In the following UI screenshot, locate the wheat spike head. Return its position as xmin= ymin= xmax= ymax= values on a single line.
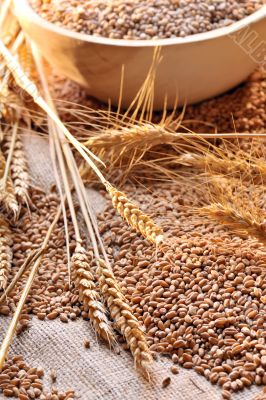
xmin=71 ymin=244 xmax=116 ymax=345
xmin=106 ymin=183 xmax=163 ymax=246
xmin=97 ymin=259 xmax=153 ymax=378
xmin=0 ymin=150 xmax=19 ymax=217
xmin=2 ymin=132 xmax=30 ymax=206
xmin=0 ymin=214 xmax=12 ymax=290
xmin=199 ymin=203 xmax=266 ymax=244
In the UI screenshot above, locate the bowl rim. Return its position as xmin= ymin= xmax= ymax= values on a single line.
xmin=14 ymin=0 xmax=266 ymax=47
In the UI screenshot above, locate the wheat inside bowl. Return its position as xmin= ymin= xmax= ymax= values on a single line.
xmin=14 ymin=0 xmax=266 ymax=109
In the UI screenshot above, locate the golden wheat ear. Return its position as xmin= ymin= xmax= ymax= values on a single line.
xmin=106 ymin=183 xmax=164 ymax=246
xmin=96 ymin=259 xmax=153 ymax=379
xmin=0 ymin=150 xmax=19 ymax=218
xmin=0 ymin=214 xmax=12 ymax=290
xmin=199 ymin=203 xmax=266 ymax=245
xmin=72 ymin=244 xmax=116 ymax=345
xmin=2 ymin=129 xmax=30 ymax=206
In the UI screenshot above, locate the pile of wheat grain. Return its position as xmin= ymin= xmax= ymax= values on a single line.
xmin=97 ymin=180 xmax=266 ymax=400
xmin=2 ymin=173 xmax=266 ymax=400
xmin=30 ymin=0 xmax=264 ymax=39
xmin=184 ymin=69 xmax=266 ymax=134
xmin=0 ymin=188 xmax=80 ymax=328
xmin=0 ymin=355 xmax=74 ymax=399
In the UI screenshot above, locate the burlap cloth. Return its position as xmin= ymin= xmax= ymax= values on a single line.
xmin=0 ymin=135 xmax=262 ymax=400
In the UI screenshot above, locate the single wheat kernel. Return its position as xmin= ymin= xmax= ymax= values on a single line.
xmin=162 ymin=377 xmax=171 ymax=388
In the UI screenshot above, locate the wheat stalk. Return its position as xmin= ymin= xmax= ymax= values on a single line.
xmin=0 ymin=150 xmax=18 ymax=217
xmin=96 ymin=259 xmax=153 ymax=378
xmin=0 ymin=39 xmax=107 ymax=183
xmin=2 ymin=129 xmax=30 ymax=205
xmin=0 ymin=214 xmax=12 ymax=290
xmin=15 ymin=42 xmax=165 ymax=251
xmin=106 ymin=183 xmax=164 ymax=245
xmin=31 ymin=46 xmax=118 ymax=344
xmin=72 ymin=244 xmax=115 ymax=345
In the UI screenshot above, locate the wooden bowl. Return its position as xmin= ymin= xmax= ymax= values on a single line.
xmin=14 ymin=0 xmax=266 ymax=110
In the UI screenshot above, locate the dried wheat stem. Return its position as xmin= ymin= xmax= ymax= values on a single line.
xmin=106 ymin=183 xmax=164 ymax=245
xmin=4 ymin=41 xmax=162 ymax=249
xmin=0 ymin=150 xmax=18 ymax=217
xmin=3 ymin=129 xmax=30 ymax=205
xmin=96 ymin=259 xmax=153 ymax=377
xmin=33 ymin=48 xmax=116 ymax=343
xmin=0 ymin=40 xmax=106 ymax=185
xmin=32 ymin=47 xmax=110 ymax=265
xmin=32 ymin=46 xmax=115 ymax=267
xmin=72 ymin=244 xmax=115 ymax=345
xmin=0 ymin=214 xmax=12 ymax=290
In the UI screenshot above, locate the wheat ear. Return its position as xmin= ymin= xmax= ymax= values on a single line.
xmin=18 ymin=40 xmax=35 ymax=80
xmin=176 ymin=152 xmax=266 ymax=185
xmin=72 ymin=244 xmax=115 ymax=345
xmin=0 ymin=150 xmax=18 ymax=217
xmin=3 ymin=131 xmax=30 ymax=205
xmin=97 ymin=259 xmax=153 ymax=378
xmin=106 ymin=183 xmax=163 ymax=245
xmin=199 ymin=203 xmax=266 ymax=244
xmin=0 ymin=214 xmax=12 ymax=290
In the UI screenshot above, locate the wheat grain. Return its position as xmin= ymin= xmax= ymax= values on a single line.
xmin=106 ymin=183 xmax=164 ymax=245
xmin=3 ymin=131 xmax=30 ymax=205
xmin=71 ymin=244 xmax=116 ymax=345
xmin=97 ymin=259 xmax=153 ymax=377
xmin=0 ymin=214 xmax=12 ymax=290
xmin=32 ymin=0 xmax=264 ymax=39
xmin=0 ymin=150 xmax=18 ymax=217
